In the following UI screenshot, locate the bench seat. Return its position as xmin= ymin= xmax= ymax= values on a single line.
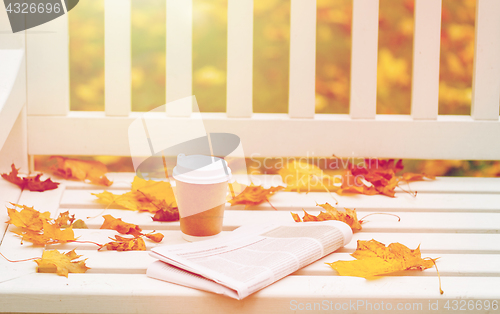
xmin=1 ymin=173 xmax=499 ymax=313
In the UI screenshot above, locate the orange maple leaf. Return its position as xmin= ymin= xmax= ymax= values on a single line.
xmin=100 ymin=214 xmax=142 ymax=237
xmin=50 ymin=156 xmax=112 ymax=186
xmin=228 ymin=184 xmax=284 ymax=208
xmin=337 ymin=159 xmax=434 ymax=197
xmin=99 ymin=235 xmax=146 ymax=251
xmin=6 ymin=203 xmax=76 ymax=245
xmin=54 ymin=211 xmax=76 ymax=228
xmin=1 ymin=164 xmax=59 ymax=192
xmin=144 ymin=232 xmax=164 ymax=243
xmin=99 ymin=214 xmax=164 ymax=243
xmin=35 ymin=249 xmax=90 ymax=277
xmin=291 ymin=203 xmax=362 ymax=231
xmin=326 ymin=239 xmax=436 ymax=278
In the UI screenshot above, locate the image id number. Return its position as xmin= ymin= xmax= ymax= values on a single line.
xmin=6 ymin=2 xmax=61 ymax=14
xmin=444 ymin=300 xmax=498 ymax=311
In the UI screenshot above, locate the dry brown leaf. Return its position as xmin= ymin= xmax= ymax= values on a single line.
xmin=291 ymin=203 xmax=362 ymax=231
xmin=228 ymin=184 xmax=284 ymax=208
xmin=50 ymin=156 xmax=112 ymax=186
xmin=100 ymin=235 xmax=146 ymax=251
xmin=35 ymin=249 xmax=90 ymax=277
xmin=100 ymin=214 xmax=142 ymax=237
xmin=1 ymin=164 xmax=59 ymax=192
xmin=326 ymin=239 xmax=436 ymax=278
xmin=152 ymin=204 xmax=180 ymax=222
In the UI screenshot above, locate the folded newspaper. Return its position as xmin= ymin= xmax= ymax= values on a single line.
xmin=147 ymin=221 xmax=353 ymax=300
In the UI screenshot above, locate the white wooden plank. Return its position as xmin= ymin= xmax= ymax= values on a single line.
xmin=0 ymin=3 xmax=24 ymax=49
xmin=26 ymin=113 xmax=500 ymax=159
xmin=62 ymin=173 xmax=500 ymax=194
xmin=1 ymin=274 xmax=499 ymax=313
xmin=61 ymin=189 xmax=500 ymax=213
xmin=0 ymin=105 xmax=28 ymax=173
xmin=411 ymin=0 xmax=441 ymax=120
xmin=226 ymin=0 xmax=253 ymax=118
xmin=62 ymin=207 xmax=500 ymax=234
xmin=349 ymin=0 xmax=379 ymax=119
xmin=0 ymin=49 xmax=25 ymax=154
xmin=63 ymin=250 xmax=500 ymax=278
xmin=471 ymin=0 xmax=500 ymax=120
xmin=166 ymin=0 xmax=193 ymax=116
xmin=17 ymin=183 xmax=66 ymax=213
xmin=0 ymin=179 xmax=22 ymax=245
xmin=105 ymin=0 xmax=131 ymax=116
xmin=24 ymin=227 xmax=500 ymax=254
xmin=288 ymin=0 xmax=316 ymax=119
xmin=26 ymin=11 xmax=69 ymax=116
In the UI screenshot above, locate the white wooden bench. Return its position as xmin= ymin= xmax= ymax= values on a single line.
xmin=1 ymin=0 xmax=500 ymax=313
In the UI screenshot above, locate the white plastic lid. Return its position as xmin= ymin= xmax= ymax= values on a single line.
xmin=172 ymin=154 xmax=232 ymax=184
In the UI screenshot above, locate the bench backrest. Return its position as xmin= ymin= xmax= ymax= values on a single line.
xmin=1 ymin=0 xmax=499 ymax=166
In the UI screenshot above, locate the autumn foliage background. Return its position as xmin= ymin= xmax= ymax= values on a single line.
xmin=35 ymin=0 xmax=499 ymax=177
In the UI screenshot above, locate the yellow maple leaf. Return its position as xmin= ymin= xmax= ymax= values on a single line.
xmin=92 ymin=177 xmax=178 ymax=214
xmin=7 ymin=203 xmax=76 ymax=245
xmin=50 ymin=156 xmax=112 ymax=186
xmin=326 ymin=239 xmax=436 ymax=278
xmin=35 ymin=249 xmax=90 ymax=277
xmin=6 ymin=203 xmax=51 ymax=231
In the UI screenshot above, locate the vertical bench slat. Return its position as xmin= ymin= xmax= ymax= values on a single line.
xmin=104 ymin=0 xmax=131 ymax=117
xmin=471 ymin=0 xmax=500 ymax=120
xmin=166 ymin=0 xmax=193 ymax=117
xmin=411 ymin=0 xmax=442 ymax=120
xmin=26 ymin=15 xmax=69 ymax=115
xmin=226 ymin=0 xmax=253 ymax=118
xmin=288 ymin=0 xmax=316 ymax=119
xmin=349 ymin=0 xmax=379 ymax=119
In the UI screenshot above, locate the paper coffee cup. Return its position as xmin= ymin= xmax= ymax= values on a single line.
xmin=173 ymin=154 xmax=231 ymax=242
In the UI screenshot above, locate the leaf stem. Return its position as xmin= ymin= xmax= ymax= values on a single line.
xmin=265 ymin=198 xmax=278 ymax=211
xmin=424 ymin=257 xmax=444 ymax=295
xmin=68 ymin=240 xmax=103 ymax=247
xmin=359 ymin=213 xmax=401 ymax=223
xmin=0 ymin=252 xmax=39 ymax=263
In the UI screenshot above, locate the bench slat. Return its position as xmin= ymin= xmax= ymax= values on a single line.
xmin=60 ymin=174 xmax=500 ymax=194
xmin=48 ymin=250 xmax=500 ymax=278
xmin=0 ymin=274 xmax=499 ymax=313
xmin=59 ymin=189 xmax=500 ymax=213
xmin=226 ymin=0 xmax=253 ymax=118
xmin=104 ymin=0 xmax=131 ymax=117
xmin=3 ymin=229 xmax=496 ymax=254
xmin=288 ymin=0 xmax=316 ymax=118
xmin=411 ymin=0 xmax=442 ymax=120
xmin=471 ymin=0 xmax=500 ymax=120
xmin=27 ymin=113 xmax=500 ymax=159
xmin=60 ymin=208 xmax=500 ymax=233
xmin=350 ymin=0 xmax=379 ymax=119
xmin=166 ymin=0 xmax=192 ymax=115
